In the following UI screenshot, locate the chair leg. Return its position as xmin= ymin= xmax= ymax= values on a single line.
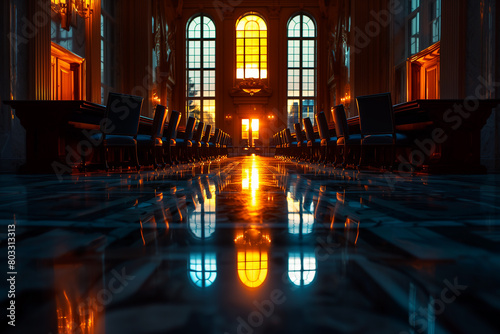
xmin=102 ymin=146 xmax=109 ymax=171
xmin=133 ymin=145 xmax=141 ymax=171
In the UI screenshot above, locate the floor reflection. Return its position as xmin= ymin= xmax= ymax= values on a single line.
xmin=189 ymin=252 xmax=217 ymax=288
xmin=288 ymin=251 xmax=317 ymax=286
xmin=3 ymin=156 xmax=500 ymax=333
xmin=235 ymin=228 xmax=271 ymax=288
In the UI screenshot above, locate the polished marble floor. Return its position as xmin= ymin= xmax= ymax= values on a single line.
xmin=1 ymin=156 xmax=500 ymax=334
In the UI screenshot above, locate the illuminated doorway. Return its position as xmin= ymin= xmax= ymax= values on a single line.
xmin=241 ymin=118 xmax=259 ymax=147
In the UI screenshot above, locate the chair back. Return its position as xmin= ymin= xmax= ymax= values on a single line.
xmin=102 ymin=92 xmax=143 ymax=137
xmin=164 ymin=110 xmax=181 ymax=140
xmin=193 ymin=121 xmax=205 ymax=142
xmin=356 ymin=93 xmax=395 ymax=137
xmin=151 ymin=105 xmax=167 ymax=139
xmin=211 ymin=128 xmax=221 ymax=144
xmin=333 ymin=105 xmax=349 ymax=139
xmin=201 ymin=124 xmax=212 ymax=142
xmin=302 ymin=117 xmax=315 ymax=142
xmin=285 ymin=128 xmax=293 ymax=144
xmin=294 ymin=123 xmax=304 ymax=142
xmin=315 ymin=111 xmax=330 ymax=140
xmin=185 ymin=117 xmax=197 ymax=140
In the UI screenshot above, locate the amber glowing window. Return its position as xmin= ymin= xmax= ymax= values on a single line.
xmin=236 ymin=14 xmax=267 ymax=79
xmin=287 ymin=14 xmax=316 ymax=130
xmin=186 ymin=15 xmax=216 ymax=130
xmin=237 ymin=250 xmax=268 ymax=288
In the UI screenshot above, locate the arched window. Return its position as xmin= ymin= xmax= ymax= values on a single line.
xmin=288 ymin=252 xmax=316 ymax=286
xmin=236 ymin=14 xmax=267 ymax=79
xmin=186 ymin=15 xmax=216 ymax=129
xmin=287 ymin=14 xmax=316 ymax=129
xmin=189 ymin=253 xmax=217 ymax=288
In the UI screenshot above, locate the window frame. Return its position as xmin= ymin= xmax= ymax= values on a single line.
xmin=186 ymin=14 xmax=216 ymax=129
xmin=235 ymin=13 xmax=268 ymax=80
xmin=286 ymin=13 xmax=317 ymax=129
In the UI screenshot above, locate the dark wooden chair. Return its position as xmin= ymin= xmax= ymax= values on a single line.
xmin=294 ymin=122 xmax=307 ymax=160
xmin=162 ymin=110 xmax=181 ymax=166
xmin=302 ymin=117 xmax=321 ymax=162
xmin=137 ymin=104 xmax=167 ymax=169
xmin=200 ymin=124 xmax=212 ymax=160
xmin=192 ymin=121 xmax=205 ymax=161
xmin=315 ymin=111 xmax=337 ymax=164
xmin=356 ymin=93 xmax=407 ymax=170
xmin=176 ymin=116 xmax=196 ymax=163
xmin=332 ymin=105 xmax=361 ymax=168
xmin=93 ymin=92 xmax=144 ymax=171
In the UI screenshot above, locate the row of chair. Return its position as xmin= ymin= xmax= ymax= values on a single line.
xmin=274 ymin=93 xmax=408 ymax=170
xmin=86 ymin=92 xmax=231 ymax=171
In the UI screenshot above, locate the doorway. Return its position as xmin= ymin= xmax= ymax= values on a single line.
xmin=241 ymin=118 xmax=260 ymax=147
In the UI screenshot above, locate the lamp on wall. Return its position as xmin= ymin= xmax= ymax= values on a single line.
xmin=51 ymin=0 xmax=70 ymax=29
xmin=51 ymin=0 xmax=92 ymax=30
xmin=74 ymin=0 xmax=93 ymax=19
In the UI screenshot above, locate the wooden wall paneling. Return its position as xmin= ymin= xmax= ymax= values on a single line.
xmin=28 ymin=0 xmax=51 ymax=100
xmin=440 ymin=0 xmax=466 ymax=99
xmin=86 ymin=0 xmax=100 ymax=103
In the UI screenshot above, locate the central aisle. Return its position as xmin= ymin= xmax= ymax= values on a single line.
xmin=3 ymin=155 xmax=499 ymax=334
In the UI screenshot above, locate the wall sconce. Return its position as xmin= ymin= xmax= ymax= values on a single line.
xmin=267 ymin=113 xmax=275 ymax=121
xmin=51 ymin=0 xmax=92 ymax=30
xmin=51 ymin=0 xmax=70 ymax=29
xmin=340 ymin=93 xmax=351 ymax=104
xmin=74 ymin=0 xmax=93 ymax=19
xmin=225 ymin=114 xmax=233 ymax=121
xmin=152 ymin=92 xmax=161 ymax=105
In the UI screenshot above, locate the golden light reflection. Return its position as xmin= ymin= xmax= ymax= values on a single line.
xmin=235 ymin=229 xmax=271 ymax=288
xmin=56 ymin=265 xmax=97 ymax=334
xmin=242 ymin=160 xmax=260 ymax=207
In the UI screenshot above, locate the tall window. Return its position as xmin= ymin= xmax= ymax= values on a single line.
xmin=186 ymin=15 xmax=216 ymax=129
xmin=430 ymin=0 xmax=441 ymax=44
xmin=287 ymin=14 xmax=316 ymax=130
xmin=407 ymin=0 xmax=441 ymax=55
xmin=236 ymin=14 xmax=267 ymax=79
xmin=101 ymin=0 xmax=116 ymax=103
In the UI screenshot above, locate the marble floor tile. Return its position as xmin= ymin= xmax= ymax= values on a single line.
xmin=0 ymin=156 xmax=499 ymax=334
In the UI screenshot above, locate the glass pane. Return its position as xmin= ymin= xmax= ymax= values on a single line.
xmin=187 ymin=41 xmax=201 ymax=69
xmin=203 ymin=17 xmax=216 ymax=39
xmin=203 ymin=99 xmax=216 ymax=129
xmin=287 ymin=69 xmax=300 ymax=97
xmin=302 ymin=100 xmax=316 ymax=126
xmin=187 ymin=70 xmax=201 ymax=97
xmin=187 ymin=99 xmax=201 ymax=120
xmin=410 ymin=0 xmax=420 ymax=12
xmin=188 ymin=16 xmax=201 ymax=38
xmin=242 ymin=119 xmax=249 ymax=140
xmin=203 ymin=70 xmax=215 ymax=97
xmin=302 ymin=69 xmax=315 ymax=97
xmin=302 ymin=40 xmax=315 ymax=68
xmin=251 ymin=119 xmax=259 ymax=140
xmin=287 ymin=99 xmax=300 ymax=131
xmin=302 ymin=15 xmax=316 ymax=38
xmin=288 ymin=15 xmax=301 ymax=37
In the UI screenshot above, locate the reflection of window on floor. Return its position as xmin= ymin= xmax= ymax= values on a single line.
xmin=288 ymin=252 xmax=316 ymax=286
xmin=189 ymin=253 xmax=217 ymax=288
xmin=287 ymin=192 xmax=314 ymax=235
xmin=237 ymin=250 xmax=268 ymax=288
xmin=188 ymin=184 xmax=216 ymax=239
